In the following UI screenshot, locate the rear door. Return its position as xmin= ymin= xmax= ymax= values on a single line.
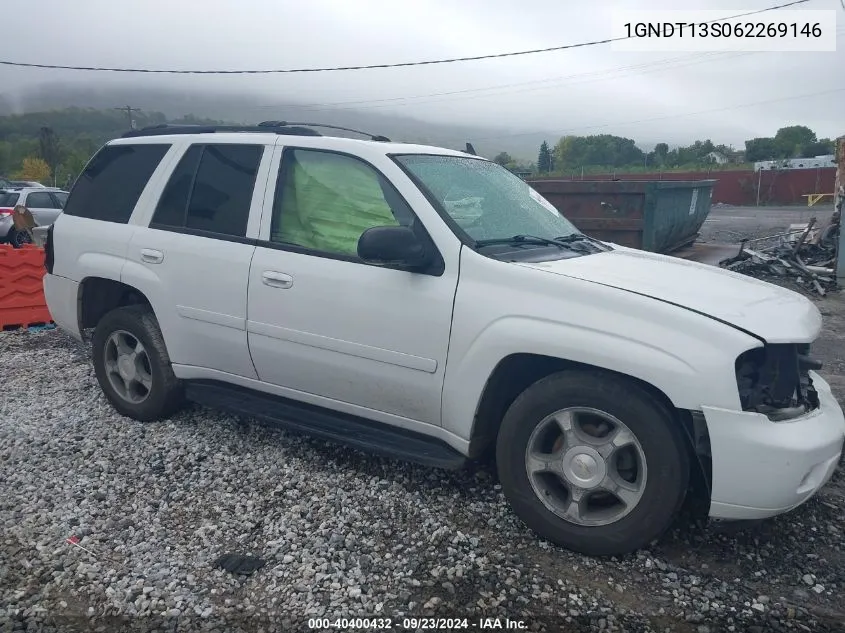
xmin=124 ymin=140 xmax=272 ymax=379
xmin=22 ymin=190 xmax=63 ymax=226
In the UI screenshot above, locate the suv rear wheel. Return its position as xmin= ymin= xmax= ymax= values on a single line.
xmin=496 ymin=370 xmax=689 ymax=556
xmin=92 ymin=305 xmax=184 ymax=421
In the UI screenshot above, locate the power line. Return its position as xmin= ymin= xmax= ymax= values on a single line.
xmin=458 ymin=86 xmax=845 ymax=143
xmin=286 ymin=52 xmax=762 ymax=112
xmin=0 ymin=0 xmax=813 ymax=75
xmin=254 ymin=24 xmax=845 ymax=113
xmin=264 ymin=52 xmax=748 ymax=110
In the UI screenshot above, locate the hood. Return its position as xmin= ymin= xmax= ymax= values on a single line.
xmin=517 ymin=246 xmax=822 ymax=344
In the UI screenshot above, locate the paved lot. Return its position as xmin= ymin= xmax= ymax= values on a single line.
xmin=699 ymin=204 xmax=836 ymax=244
xmin=1 ymin=207 xmax=844 ymax=632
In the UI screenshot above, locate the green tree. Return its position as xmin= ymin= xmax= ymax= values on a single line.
xmin=38 ymin=126 xmax=63 ymax=183
xmin=801 ymin=138 xmax=834 ymax=157
xmin=537 ymin=141 xmax=553 ymax=173
xmin=554 ymin=134 xmax=644 ymax=170
xmin=745 ymin=137 xmax=780 ymax=162
xmin=16 ymin=157 xmax=51 ymax=183
xmin=653 ymin=143 xmax=669 ymax=164
xmin=492 ymin=151 xmax=513 ymax=167
xmin=774 ymin=125 xmax=816 ymax=158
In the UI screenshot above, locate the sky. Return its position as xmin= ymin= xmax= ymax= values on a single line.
xmin=0 ymin=0 xmax=842 ymax=150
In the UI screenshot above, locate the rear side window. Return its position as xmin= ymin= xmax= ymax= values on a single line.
xmin=151 ymin=144 xmax=263 ymax=238
xmin=62 ymin=144 xmax=170 ymax=223
xmin=25 ymin=191 xmax=60 ymax=208
xmin=0 ymin=192 xmax=20 ymax=207
xmin=151 ymin=146 xmax=202 ymax=227
xmin=52 ymin=192 xmax=69 ymax=208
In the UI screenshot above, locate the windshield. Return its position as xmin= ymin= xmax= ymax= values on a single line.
xmin=394 ymin=154 xmax=580 ymax=244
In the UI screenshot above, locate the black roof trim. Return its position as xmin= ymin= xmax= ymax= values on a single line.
xmin=121 ymin=123 xmax=322 ymax=138
xmin=258 ymin=121 xmax=391 ymax=142
xmin=120 ymin=121 xmax=392 ymax=142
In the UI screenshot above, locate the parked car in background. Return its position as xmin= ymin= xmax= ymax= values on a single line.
xmin=0 ymin=186 xmax=69 ymax=247
xmin=8 ymin=180 xmax=47 ymax=188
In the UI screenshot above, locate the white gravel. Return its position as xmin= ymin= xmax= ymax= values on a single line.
xmin=1 ymin=328 xmax=844 ymax=633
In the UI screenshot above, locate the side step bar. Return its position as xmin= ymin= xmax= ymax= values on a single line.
xmin=185 ymin=380 xmax=467 ymax=470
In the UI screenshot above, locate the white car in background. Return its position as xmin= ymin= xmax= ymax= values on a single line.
xmin=0 ymin=186 xmax=69 ymax=247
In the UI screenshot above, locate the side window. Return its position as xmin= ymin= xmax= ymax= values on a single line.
xmin=151 ymin=144 xmax=262 ymax=238
xmin=62 ymin=144 xmax=170 ymax=223
xmin=151 ymin=145 xmax=202 ymax=227
xmin=24 ymin=192 xmax=58 ymax=208
xmin=51 ymin=192 xmax=69 ymax=209
xmin=270 ymin=149 xmax=411 ymax=257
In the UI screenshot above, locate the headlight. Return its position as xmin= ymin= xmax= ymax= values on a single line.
xmin=735 ymin=343 xmax=821 ymax=421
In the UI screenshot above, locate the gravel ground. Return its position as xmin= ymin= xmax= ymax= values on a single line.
xmin=2 ymin=207 xmax=844 ymax=633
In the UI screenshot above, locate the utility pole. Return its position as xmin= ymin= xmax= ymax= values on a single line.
xmin=115 ymin=105 xmax=142 ymax=130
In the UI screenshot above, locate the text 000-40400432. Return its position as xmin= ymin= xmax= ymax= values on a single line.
xmin=610 ymin=9 xmax=837 ymax=52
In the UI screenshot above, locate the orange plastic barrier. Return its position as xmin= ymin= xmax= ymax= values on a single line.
xmin=0 ymin=245 xmax=53 ymax=330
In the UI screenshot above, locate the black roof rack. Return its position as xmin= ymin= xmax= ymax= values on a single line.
xmin=121 ymin=123 xmax=322 ymax=138
xmin=257 ymin=121 xmax=390 ymax=142
xmin=121 ymin=121 xmax=391 ymax=142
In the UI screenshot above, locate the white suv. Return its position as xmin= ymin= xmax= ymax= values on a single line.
xmin=42 ymin=123 xmax=845 ymax=556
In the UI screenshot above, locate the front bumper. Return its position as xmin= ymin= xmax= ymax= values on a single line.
xmin=705 ymin=371 xmax=845 ymax=520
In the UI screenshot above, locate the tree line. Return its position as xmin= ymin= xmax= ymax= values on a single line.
xmin=493 ymin=125 xmax=836 ymax=176
xmin=0 ymin=108 xmax=225 ymax=187
xmin=0 ymin=108 xmax=836 ymax=186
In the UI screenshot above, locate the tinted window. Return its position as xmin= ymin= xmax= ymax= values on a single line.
xmin=52 ymin=192 xmax=69 ymax=208
xmin=0 ymin=192 xmax=20 ymax=207
xmin=185 ymin=145 xmax=262 ymax=237
xmin=25 ymin=191 xmax=59 ymax=208
xmin=151 ymin=145 xmax=203 ymax=227
xmin=62 ymin=144 xmax=170 ymax=223
xmin=270 ymin=149 xmax=409 ymax=256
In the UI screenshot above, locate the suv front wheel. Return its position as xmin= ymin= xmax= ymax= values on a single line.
xmin=496 ymin=370 xmax=689 ymax=556
xmin=92 ymin=305 xmax=184 ymax=421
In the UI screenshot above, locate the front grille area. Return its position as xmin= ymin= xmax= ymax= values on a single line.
xmin=735 ymin=343 xmax=821 ymax=421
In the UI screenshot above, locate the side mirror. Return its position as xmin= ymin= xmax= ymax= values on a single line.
xmin=357 ymin=225 xmax=432 ymax=270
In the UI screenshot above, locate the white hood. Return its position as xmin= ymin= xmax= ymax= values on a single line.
xmin=517 ymin=247 xmax=822 ymax=344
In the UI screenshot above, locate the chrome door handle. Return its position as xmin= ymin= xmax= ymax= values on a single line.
xmin=262 ymin=271 xmax=293 ymax=289
xmin=140 ymin=248 xmax=164 ymax=264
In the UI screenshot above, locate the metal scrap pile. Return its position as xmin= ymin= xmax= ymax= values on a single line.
xmin=719 ymin=211 xmax=840 ymax=296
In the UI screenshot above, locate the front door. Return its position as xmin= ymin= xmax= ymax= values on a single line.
xmin=246 ymin=146 xmax=459 ymax=426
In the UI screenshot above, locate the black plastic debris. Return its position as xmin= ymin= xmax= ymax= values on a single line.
xmin=214 ymin=553 xmax=265 ymax=575
xmin=719 ymin=212 xmax=840 ymax=296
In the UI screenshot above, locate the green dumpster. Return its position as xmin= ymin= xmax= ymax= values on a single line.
xmin=526 ymin=179 xmax=716 ymax=253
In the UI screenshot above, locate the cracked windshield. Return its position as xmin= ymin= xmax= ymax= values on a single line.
xmin=395 ymin=154 xmax=580 ymax=244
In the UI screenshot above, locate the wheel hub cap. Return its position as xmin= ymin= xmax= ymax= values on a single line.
xmin=561 ymin=446 xmax=606 ymax=489
xmin=117 ymin=355 xmax=136 ymax=381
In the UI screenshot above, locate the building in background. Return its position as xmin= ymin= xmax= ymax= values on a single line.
xmin=754 ymin=155 xmax=836 ymax=171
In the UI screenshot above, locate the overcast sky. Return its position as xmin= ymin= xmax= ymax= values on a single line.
xmin=0 ymin=0 xmax=842 ymax=148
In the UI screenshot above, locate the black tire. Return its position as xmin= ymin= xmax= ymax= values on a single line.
xmin=8 ymin=228 xmax=32 ymax=248
xmin=496 ymin=370 xmax=689 ymax=557
xmin=92 ymin=305 xmax=184 ymax=422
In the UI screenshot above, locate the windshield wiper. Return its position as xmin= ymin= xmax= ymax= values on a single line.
xmin=553 ymin=233 xmax=612 ymax=251
xmin=474 ymin=234 xmax=581 ymax=249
